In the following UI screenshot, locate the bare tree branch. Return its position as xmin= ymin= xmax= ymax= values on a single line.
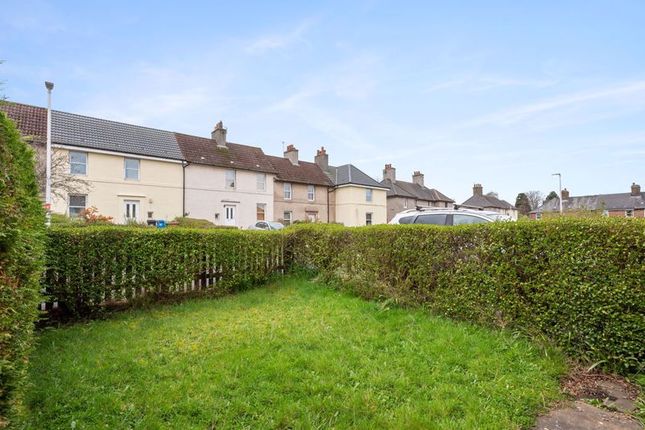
xmin=525 ymin=190 xmax=543 ymax=210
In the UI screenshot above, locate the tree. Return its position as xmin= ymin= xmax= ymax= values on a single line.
xmin=34 ymin=147 xmax=91 ymax=200
xmin=544 ymin=191 xmax=558 ymax=203
xmin=515 ymin=193 xmax=531 ymax=216
xmin=525 ymin=190 xmax=543 ymax=210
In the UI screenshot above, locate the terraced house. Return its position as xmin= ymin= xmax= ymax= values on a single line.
xmin=380 ymin=164 xmax=454 ymax=222
xmin=267 ymin=145 xmax=333 ymax=225
xmin=178 ymin=122 xmax=276 ymax=228
xmin=460 ymin=183 xmax=518 ymax=220
xmin=314 ymin=147 xmax=388 ymax=226
xmin=1 ymin=102 xmax=184 ymax=224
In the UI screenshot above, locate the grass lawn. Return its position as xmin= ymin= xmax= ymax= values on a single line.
xmin=20 ymin=277 xmax=565 ymax=429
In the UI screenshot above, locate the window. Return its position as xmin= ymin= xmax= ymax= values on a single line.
xmin=256 ymin=173 xmax=266 ymax=191
xmin=366 ymin=188 xmax=373 ymax=202
xmin=284 ymin=183 xmax=292 ymax=200
xmin=69 ymin=151 xmax=87 ymax=175
xmin=283 ymin=211 xmax=292 ymax=226
xmin=124 ymin=158 xmax=140 ymax=180
xmin=225 ymin=169 xmax=236 ymax=189
xmin=306 ymin=211 xmax=317 ymax=222
xmin=415 ymin=214 xmax=447 ymax=225
xmin=366 ymin=212 xmax=373 ymax=226
xmin=147 ymin=211 xmax=154 ymax=219
xmin=536 ymin=212 xmax=542 ymax=220
xmin=403 ymin=198 xmax=408 ymax=209
xmin=307 ymin=185 xmax=315 ymax=201
xmin=68 ymin=194 xmax=86 ymax=218
xmin=399 ymin=216 xmax=414 ymax=224
xmin=452 ymin=214 xmax=488 ymax=225
xmin=602 ymin=210 xmax=609 ymax=217
xmin=257 ymin=203 xmax=266 ymax=221
xmin=626 ymin=209 xmax=634 ymax=218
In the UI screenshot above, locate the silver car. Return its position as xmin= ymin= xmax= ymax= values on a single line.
xmin=248 ymin=221 xmax=285 ymax=231
xmin=389 ymin=208 xmax=496 ymax=226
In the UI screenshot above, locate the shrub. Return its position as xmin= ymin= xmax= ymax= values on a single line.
xmin=285 ymin=219 xmax=645 ymax=374
xmin=170 ymin=217 xmax=224 ymax=229
xmin=44 ymin=227 xmax=284 ymax=318
xmin=0 ymin=112 xmax=45 ymax=423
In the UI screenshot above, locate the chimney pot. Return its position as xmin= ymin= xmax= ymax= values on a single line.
xmin=631 ymin=182 xmax=641 ymax=196
xmin=561 ymin=188 xmax=570 ymax=200
xmin=284 ymin=144 xmax=299 ymax=165
xmin=314 ymin=146 xmax=328 ymax=171
xmin=383 ymin=164 xmax=396 ymax=182
xmin=473 ymin=183 xmax=483 ymax=196
xmin=412 ymin=171 xmax=424 ymax=187
xmin=211 ymin=121 xmax=227 ymax=147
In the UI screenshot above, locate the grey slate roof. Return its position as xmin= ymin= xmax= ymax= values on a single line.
xmin=461 ymin=194 xmax=515 ymax=210
xmin=380 ymin=178 xmax=454 ymax=202
xmin=325 ymin=164 xmax=388 ymax=189
xmin=534 ymin=192 xmax=645 ymax=213
xmin=52 ymin=110 xmax=184 ymax=160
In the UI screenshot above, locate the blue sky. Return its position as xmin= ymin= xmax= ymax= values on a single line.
xmin=2 ymin=1 xmax=645 ymax=203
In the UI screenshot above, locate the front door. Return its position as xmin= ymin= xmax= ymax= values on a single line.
xmin=124 ymin=200 xmax=140 ymax=223
xmin=224 ymin=205 xmax=236 ymax=226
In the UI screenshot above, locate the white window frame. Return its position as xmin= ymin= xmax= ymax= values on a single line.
xmin=366 ymin=212 xmax=373 ymax=226
xmin=69 ymin=151 xmax=87 ymax=175
xmin=283 ymin=211 xmax=292 ymax=225
xmin=366 ymin=188 xmax=373 ymax=202
xmin=124 ymin=158 xmax=140 ymax=180
xmin=536 ymin=212 xmax=542 ymax=220
xmin=307 ymin=184 xmax=315 ymax=201
xmin=284 ymin=183 xmax=292 ymax=200
xmin=625 ymin=209 xmax=634 ymax=218
xmin=256 ymin=173 xmax=266 ymax=191
xmin=225 ymin=169 xmax=236 ymax=189
xmin=68 ymin=194 xmax=87 ymax=218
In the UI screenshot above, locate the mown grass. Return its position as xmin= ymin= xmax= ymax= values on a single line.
xmin=19 ymin=277 xmax=565 ymax=429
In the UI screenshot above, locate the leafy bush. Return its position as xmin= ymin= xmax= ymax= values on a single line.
xmin=0 ymin=112 xmax=45 ymax=422
xmin=44 ymin=227 xmax=284 ymax=318
xmin=170 ymin=217 xmax=237 ymax=229
xmin=285 ymin=219 xmax=645 ymax=374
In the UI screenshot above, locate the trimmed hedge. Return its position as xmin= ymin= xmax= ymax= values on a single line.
xmin=44 ymin=227 xmax=284 ymax=318
xmin=286 ymin=220 xmax=645 ymax=373
xmin=0 ymin=112 xmax=45 ymax=422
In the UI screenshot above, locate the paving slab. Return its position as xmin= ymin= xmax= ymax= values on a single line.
xmin=534 ymin=400 xmax=642 ymax=430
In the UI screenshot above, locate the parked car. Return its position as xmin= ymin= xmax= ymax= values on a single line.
xmin=248 ymin=221 xmax=285 ymax=231
xmin=389 ymin=208 xmax=497 ymax=226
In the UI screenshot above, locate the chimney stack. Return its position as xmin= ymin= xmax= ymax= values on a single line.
xmin=561 ymin=188 xmax=570 ymax=200
xmin=284 ymin=144 xmax=299 ymax=166
xmin=631 ymin=182 xmax=641 ymax=196
xmin=473 ymin=183 xmax=483 ymax=196
xmin=315 ymin=147 xmax=328 ymax=171
xmin=211 ymin=121 xmax=227 ymax=147
xmin=383 ymin=164 xmax=396 ymax=182
xmin=412 ymin=171 xmax=424 ymax=187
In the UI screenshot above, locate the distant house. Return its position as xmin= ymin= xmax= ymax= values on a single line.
xmin=178 ymin=122 xmax=277 ymax=228
xmin=267 ymin=145 xmax=334 ymax=225
xmin=460 ymin=184 xmax=518 ymax=220
xmin=1 ymin=102 xmax=184 ymax=224
xmin=314 ymin=147 xmax=388 ymax=226
xmin=380 ymin=164 xmax=454 ymax=221
xmin=530 ymin=183 xmax=645 ymax=219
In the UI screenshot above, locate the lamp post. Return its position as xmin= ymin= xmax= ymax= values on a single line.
xmin=552 ymin=173 xmax=562 ymax=214
xmin=45 ymin=81 xmax=54 ymax=226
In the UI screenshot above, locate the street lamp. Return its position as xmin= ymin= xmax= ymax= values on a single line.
xmin=552 ymin=173 xmax=563 ymax=214
xmin=45 ymin=81 xmax=54 ymax=227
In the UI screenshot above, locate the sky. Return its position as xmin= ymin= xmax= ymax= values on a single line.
xmin=2 ymin=1 xmax=645 ymax=203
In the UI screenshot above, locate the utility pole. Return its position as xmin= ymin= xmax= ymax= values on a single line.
xmin=552 ymin=173 xmax=563 ymax=214
xmin=45 ymin=81 xmax=54 ymax=226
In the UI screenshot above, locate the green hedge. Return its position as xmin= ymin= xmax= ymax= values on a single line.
xmin=0 ymin=112 xmax=45 ymax=422
xmin=285 ymin=220 xmax=645 ymax=373
xmin=44 ymin=227 xmax=284 ymax=318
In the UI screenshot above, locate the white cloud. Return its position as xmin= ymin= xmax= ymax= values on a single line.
xmin=466 ymin=80 xmax=645 ymax=127
xmin=244 ymin=20 xmax=312 ymax=54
